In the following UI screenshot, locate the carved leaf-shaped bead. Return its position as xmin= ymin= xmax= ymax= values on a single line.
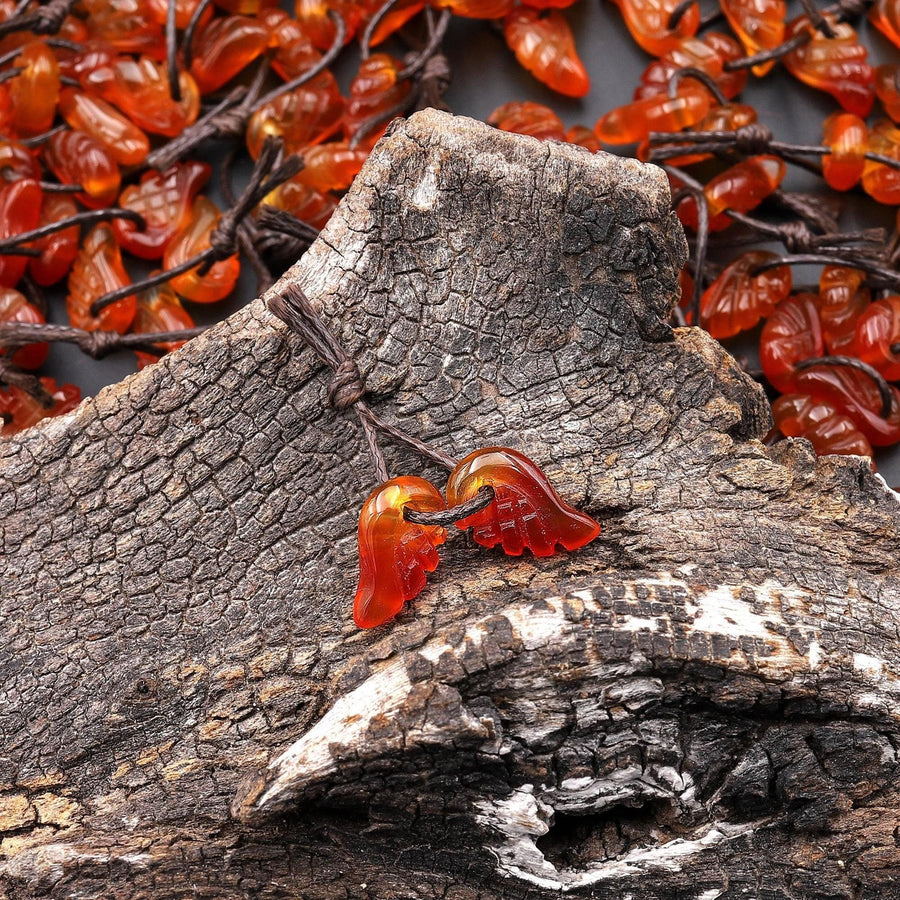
xmin=446 ymin=447 xmax=600 ymax=557
xmin=354 ymin=477 xmax=447 ymax=629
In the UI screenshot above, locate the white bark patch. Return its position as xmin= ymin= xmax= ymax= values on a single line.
xmin=243 ymin=572 xmax=899 ymax=820
xmin=808 ymin=640 xmax=821 ymax=670
xmin=476 ymin=787 xmax=766 ymax=891
xmin=854 ymin=653 xmax=885 ymax=678
xmin=255 ymin=660 xmax=415 ymax=811
xmin=410 ymin=164 xmax=439 ymax=211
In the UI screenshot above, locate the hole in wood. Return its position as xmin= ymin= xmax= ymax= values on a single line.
xmin=535 ymin=798 xmax=688 ymax=868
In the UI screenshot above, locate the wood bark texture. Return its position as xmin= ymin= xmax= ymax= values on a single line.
xmin=2 ymin=110 xmax=900 ymax=900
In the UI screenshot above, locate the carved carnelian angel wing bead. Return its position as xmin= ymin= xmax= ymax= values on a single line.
xmin=446 ymin=448 xmax=599 ymax=558
xmin=353 ymin=476 xmax=448 ymax=629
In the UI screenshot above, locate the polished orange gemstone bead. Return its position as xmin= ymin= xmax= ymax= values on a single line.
xmin=772 ymin=394 xmax=873 ymax=461
xmin=360 ymin=0 xmax=425 ymax=45
xmin=343 ymin=53 xmax=411 ymax=145
xmin=132 ymin=280 xmax=195 ymax=369
xmin=699 ymin=251 xmax=791 ymax=339
xmin=702 ymin=33 xmax=750 ymax=99
xmin=487 ymin=101 xmax=566 ymax=141
xmin=821 ymin=112 xmax=867 ymax=191
xmin=875 ymin=65 xmax=900 ymax=122
xmin=165 ymin=196 xmax=240 ymax=304
xmin=0 ymin=139 xmax=37 ymax=182
xmin=0 ymin=378 xmax=81 ymax=437
xmin=503 ymin=8 xmax=589 ymax=98
xmin=58 ymin=88 xmax=149 ymax=167
xmin=82 ymin=0 xmax=165 ymax=57
xmin=8 ymin=42 xmax=60 ymax=137
xmin=816 ymin=266 xmax=869 ymax=355
xmin=0 ymin=287 xmax=47 ymax=370
xmin=446 ymin=447 xmax=600 ymax=557
xmin=247 ymin=85 xmax=344 ymax=159
xmin=719 ymin=0 xmax=785 ymax=77
xmin=43 ymin=130 xmax=121 ymax=210
xmin=293 ymin=0 xmax=361 ymax=49
xmin=609 ymin=0 xmax=700 ymax=56
xmin=760 ymin=293 xmax=824 ymax=393
xmin=56 ymin=41 xmax=117 ymax=87
xmin=566 ymin=124 xmax=602 ymax=151
xmin=292 ymin=142 xmax=369 ymax=192
xmin=215 ymin=0 xmax=279 ymax=11
xmin=264 ymin=8 xmax=326 ymax=81
xmin=794 ymin=365 xmax=900 ymax=447
xmin=432 ymin=0 xmax=516 ymax=17
xmin=634 ymin=33 xmax=747 ymax=102
xmin=645 ymin=102 xmax=757 ymax=166
xmin=595 ymin=86 xmax=711 ymax=145
xmin=861 ymin=119 xmax=900 ymax=204
xmin=678 ymin=155 xmax=785 ymax=231
xmin=189 ymin=15 xmax=270 ymax=94
xmin=145 ymin=0 xmax=215 ymax=28
xmin=262 ymin=180 xmax=337 ymax=230
xmin=353 ymin=476 xmax=447 ymax=629
xmin=783 ymin=15 xmax=874 ymax=117
xmin=0 ymin=178 xmax=41 ymax=288
xmin=67 ymin=223 xmax=134 ymax=333
xmin=27 ymin=194 xmax=79 ymax=287
xmin=114 ymin=160 xmax=211 ymax=259
xmin=682 ymin=155 xmax=783 ymax=229
xmin=694 ymin=103 xmax=757 ymax=131
xmin=869 ymin=0 xmax=900 ymax=49
xmin=851 ymin=295 xmax=900 ymax=381
xmin=90 ymin=57 xmax=200 ymax=137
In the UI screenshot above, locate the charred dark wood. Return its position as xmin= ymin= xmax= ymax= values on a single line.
xmin=1 ymin=111 xmax=899 ymax=900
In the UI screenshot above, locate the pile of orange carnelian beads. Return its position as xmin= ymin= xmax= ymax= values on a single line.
xmin=0 ymin=0 xmax=900 ymax=476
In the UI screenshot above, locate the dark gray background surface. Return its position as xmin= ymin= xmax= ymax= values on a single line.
xmin=41 ymin=1 xmax=900 ymax=478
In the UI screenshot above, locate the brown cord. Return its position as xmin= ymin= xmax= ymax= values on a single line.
xmin=252 ymin=12 xmax=346 ymax=110
xmin=666 ymin=67 xmax=728 ymax=107
xmin=798 ymin=0 xmax=838 ymax=36
xmin=0 ymin=208 xmax=146 ymax=253
xmin=0 ymin=0 xmax=74 ymax=38
xmin=92 ymin=138 xmax=300 ymax=315
xmin=0 ymin=358 xmax=53 ymax=407
xmin=181 ymin=0 xmax=215 ymax=72
xmin=0 ymin=322 xmax=209 ymax=360
xmin=144 ymin=57 xmax=267 ymax=172
xmin=666 ymin=0 xmax=697 ymax=30
xmin=268 ymin=284 xmax=460 ymax=481
xmin=361 ymin=0 xmax=404 ymax=57
xmin=255 ymin=206 xmax=320 ymax=262
xmin=166 ymin=0 xmax=181 ymax=102
xmin=404 ymin=485 xmax=495 ymax=526
xmin=794 ymin=356 xmax=894 ymax=418
xmin=397 ymin=8 xmax=451 ymax=81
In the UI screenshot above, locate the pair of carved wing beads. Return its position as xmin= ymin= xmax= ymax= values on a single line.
xmin=268 ymin=284 xmax=601 ymax=631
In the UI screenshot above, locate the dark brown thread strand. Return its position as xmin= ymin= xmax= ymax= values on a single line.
xmin=404 ymin=485 xmax=496 ymax=526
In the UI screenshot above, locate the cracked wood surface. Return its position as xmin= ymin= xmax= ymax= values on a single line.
xmin=2 ymin=110 xmax=900 ymax=899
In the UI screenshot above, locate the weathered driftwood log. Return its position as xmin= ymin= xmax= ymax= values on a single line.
xmin=2 ymin=110 xmax=900 ymax=900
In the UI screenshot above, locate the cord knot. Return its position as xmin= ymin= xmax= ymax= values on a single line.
xmin=733 ymin=124 xmax=773 ymax=155
xmin=82 ymin=329 xmax=124 ymax=359
xmin=327 ymin=358 xmax=366 ymax=410
xmin=208 ymin=212 xmax=240 ymax=262
xmin=32 ymin=0 xmax=72 ymax=34
xmin=212 ymin=106 xmax=251 ymax=139
xmin=779 ymin=222 xmax=816 ymax=254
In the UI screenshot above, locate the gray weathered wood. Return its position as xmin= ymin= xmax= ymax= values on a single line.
xmin=2 ymin=110 xmax=900 ymax=899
